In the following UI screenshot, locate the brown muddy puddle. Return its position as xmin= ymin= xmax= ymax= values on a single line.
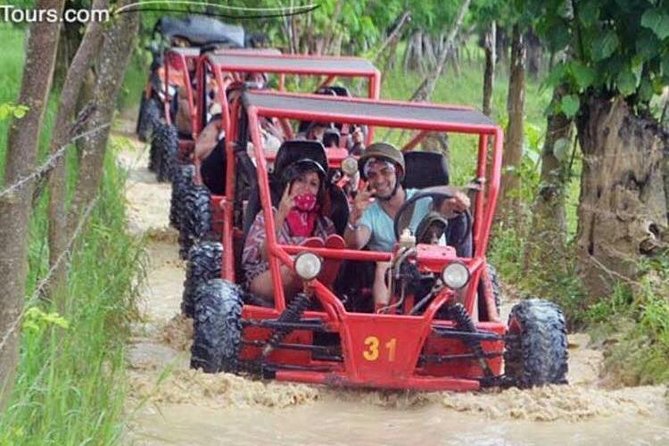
xmin=117 ymin=128 xmax=669 ymax=445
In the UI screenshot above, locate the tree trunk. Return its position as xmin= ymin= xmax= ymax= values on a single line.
xmin=499 ymin=25 xmax=526 ymax=223
xmin=47 ymin=0 xmax=107 ymax=310
xmin=525 ymin=29 xmax=542 ymax=80
xmin=524 ymin=84 xmax=573 ymax=275
xmin=576 ymin=97 xmax=669 ymax=300
xmin=496 ymin=26 xmax=509 ymax=68
xmin=410 ymin=0 xmax=471 ymax=102
xmin=0 ymin=0 xmax=64 ymax=410
xmin=53 ymin=21 xmax=83 ymax=87
xmin=68 ymin=2 xmax=139 ymax=235
xmin=422 ymin=33 xmax=437 ymax=69
xmin=374 ymin=10 xmax=410 ymax=72
xmin=482 ymin=22 xmax=496 ymax=117
xmin=404 ymin=30 xmax=424 ymax=72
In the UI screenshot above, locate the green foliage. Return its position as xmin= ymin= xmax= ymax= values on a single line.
xmin=0 ymin=102 xmax=29 ymax=120
xmin=22 ymin=307 xmax=70 ymax=334
xmin=0 ymin=145 xmax=145 ymax=445
xmin=528 ymin=0 xmax=669 ymax=106
xmin=587 ymin=252 xmax=669 ymax=385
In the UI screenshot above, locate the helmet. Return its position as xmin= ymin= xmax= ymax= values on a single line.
xmin=281 ymin=158 xmax=327 ymax=186
xmin=358 ymin=142 xmax=405 ymax=180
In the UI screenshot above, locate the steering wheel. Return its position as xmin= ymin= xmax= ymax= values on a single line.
xmin=393 ymin=186 xmax=472 ymax=247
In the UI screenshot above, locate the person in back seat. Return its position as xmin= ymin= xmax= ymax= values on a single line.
xmin=242 ymin=158 xmax=336 ymax=304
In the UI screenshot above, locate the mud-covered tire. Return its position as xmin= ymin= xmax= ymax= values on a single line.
xmin=148 ymin=122 xmax=163 ymax=173
xmin=504 ymin=298 xmax=569 ymax=388
xmin=155 ymin=124 xmax=178 ymax=183
xmin=182 ymin=241 xmax=223 ymax=318
xmin=170 ymin=163 xmax=195 ymax=230
xmin=180 ymin=185 xmax=213 ymax=259
xmin=137 ymin=95 xmax=161 ymax=142
xmin=191 ymin=279 xmax=243 ymax=373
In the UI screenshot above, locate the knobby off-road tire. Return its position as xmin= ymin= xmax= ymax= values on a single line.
xmin=148 ymin=121 xmax=164 ymax=173
xmin=170 ymin=163 xmax=195 ymax=230
xmin=179 ymin=185 xmax=213 ymax=259
xmin=504 ymin=298 xmax=569 ymax=388
xmin=182 ymin=241 xmax=223 ymax=318
xmin=155 ymin=124 xmax=178 ymax=183
xmin=191 ymin=279 xmax=243 ymax=373
xmin=137 ymin=95 xmax=161 ymax=143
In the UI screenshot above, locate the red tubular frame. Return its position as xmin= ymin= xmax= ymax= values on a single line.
xmin=223 ymin=91 xmax=506 ymax=391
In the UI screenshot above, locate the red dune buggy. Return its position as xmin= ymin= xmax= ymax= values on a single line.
xmin=136 ymin=15 xmax=245 ymax=145
xmin=185 ymin=91 xmax=568 ymax=391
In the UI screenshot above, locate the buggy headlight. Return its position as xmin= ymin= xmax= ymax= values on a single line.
xmin=294 ymin=252 xmax=322 ymax=281
xmin=341 ymin=156 xmax=358 ymax=176
xmin=441 ymin=262 xmax=469 ymax=289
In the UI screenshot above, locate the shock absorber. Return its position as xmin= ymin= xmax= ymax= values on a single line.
xmin=262 ymin=292 xmax=311 ymax=357
xmin=447 ymin=302 xmax=493 ymax=378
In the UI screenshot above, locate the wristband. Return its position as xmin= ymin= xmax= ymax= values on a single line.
xmin=347 ymin=221 xmax=359 ymax=231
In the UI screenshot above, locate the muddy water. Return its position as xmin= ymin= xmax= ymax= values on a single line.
xmin=117 ymin=128 xmax=669 ymax=445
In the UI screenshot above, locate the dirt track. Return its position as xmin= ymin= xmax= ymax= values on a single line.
xmin=115 ymin=123 xmax=669 ymax=446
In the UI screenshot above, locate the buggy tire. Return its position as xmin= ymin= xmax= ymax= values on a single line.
xmin=191 ymin=279 xmax=243 ymax=373
xmin=180 ymin=185 xmax=213 ymax=259
xmin=137 ymin=95 xmax=160 ymax=142
xmin=182 ymin=241 xmax=223 ymax=318
xmin=148 ymin=122 xmax=163 ymax=173
xmin=156 ymin=124 xmax=178 ymax=183
xmin=504 ymin=298 xmax=568 ymax=388
xmin=170 ymin=163 xmax=195 ymax=230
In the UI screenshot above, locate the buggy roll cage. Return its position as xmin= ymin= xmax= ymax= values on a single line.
xmin=152 ymin=16 xmax=245 ymax=48
xmin=195 ymin=52 xmax=381 ymax=142
xmin=224 ymin=91 xmax=503 ymax=317
xmin=162 ymin=47 xmax=282 ymax=132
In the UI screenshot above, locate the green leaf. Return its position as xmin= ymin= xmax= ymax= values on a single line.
xmin=569 ymin=61 xmax=596 ymax=91
xmin=13 ymin=105 xmax=28 ymax=119
xmin=553 ymin=137 xmax=571 ymax=161
xmin=560 ymin=95 xmax=580 ymax=118
xmin=543 ymin=62 xmax=568 ymax=89
xmin=637 ymin=77 xmax=653 ymax=102
xmin=636 ymin=29 xmax=660 ymax=62
xmin=641 ymin=9 xmax=669 ymax=40
xmin=592 ymin=31 xmax=619 ymax=61
xmin=578 ymin=1 xmax=600 ymax=27
xmin=617 ymin=69 xmax=638 ymax=96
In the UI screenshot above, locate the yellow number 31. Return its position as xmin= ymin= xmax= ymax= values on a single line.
xmin=362 ymin=336 xmax=397 ymax=361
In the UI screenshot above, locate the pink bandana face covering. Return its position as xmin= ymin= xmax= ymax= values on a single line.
xmin=286 ymin=193 xmax=319 ymax=236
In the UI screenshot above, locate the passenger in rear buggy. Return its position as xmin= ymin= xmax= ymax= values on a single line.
xmin=242 ymin=158 xmax=341 ymax=304
xmin=192 ymin=73 xmax=282 ymax=194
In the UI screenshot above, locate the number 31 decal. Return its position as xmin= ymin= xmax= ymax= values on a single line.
xmin=362 ymin=336 xmax=397 ymax=362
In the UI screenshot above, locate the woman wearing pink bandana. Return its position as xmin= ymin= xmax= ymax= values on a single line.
xmin=242 ymin=158 xmax=336 ymax=304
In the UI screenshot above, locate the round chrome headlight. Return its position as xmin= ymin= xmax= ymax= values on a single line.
xmin=441 ymin=262 xmax=470 ymax=289
xmin=294 ymin=252 xmax=323 ymax=281
xmin=341 ymin=156 xmax=359 ymax=176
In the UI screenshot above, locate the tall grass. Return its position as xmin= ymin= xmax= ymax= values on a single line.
xmin=0 ymin=145 xmax=144 ymax=444
xmin=0 ymin=25 xmax=145 ymax=444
